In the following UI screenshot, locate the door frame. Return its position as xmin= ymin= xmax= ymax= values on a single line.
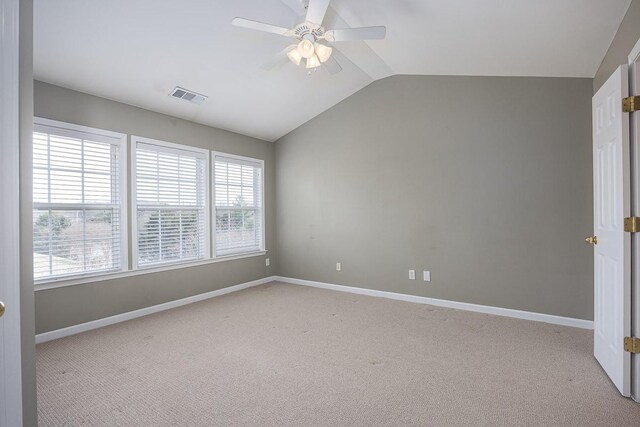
xmin=0 ymin=0 xmax=24 ymax=424
xmin=629 ymin=36 xmax=640 ymax=403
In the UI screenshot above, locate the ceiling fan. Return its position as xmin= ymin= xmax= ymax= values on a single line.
xmin=232 ymin=0 xmax=386 ymax=74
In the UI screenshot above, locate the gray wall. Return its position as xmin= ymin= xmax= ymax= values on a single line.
xmin=20 ymin=1 xmax=37 ymax=425
xmin=276 ymin=75 xmax=594 ymax=320
xmin=594 ymin=0 xmax=640 ymax=92
xmin=33 ymin=81 xmax=277 ymax=334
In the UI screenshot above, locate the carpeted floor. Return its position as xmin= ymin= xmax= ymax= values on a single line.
xmin=37 ymin=282 xmax=640 ymax=426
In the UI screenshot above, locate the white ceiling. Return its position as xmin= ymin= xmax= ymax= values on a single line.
xmin=34 ymin=0 xmax=631 ymax=142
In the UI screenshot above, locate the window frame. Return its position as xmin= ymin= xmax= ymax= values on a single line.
xmin=32 ymin=128 xmax=268 ymax=291
xmin=211 ymin=151 xmax=266 ymax=258
xmin=131 ymin=135 xmax=211 ymax=270
xmin=33 ymin=117 xmax=129 ymax=285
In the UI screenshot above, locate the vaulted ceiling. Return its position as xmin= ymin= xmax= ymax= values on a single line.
xmin=34 ymin=0 xmax=631 ymax=141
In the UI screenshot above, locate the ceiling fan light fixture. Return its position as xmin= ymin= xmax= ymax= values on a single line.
xmin=231 ymin=0 xmax=387 ymax=76
xmin=314 ymin=42 xmax=332 ymax=63
xmin=287 ymin=47 xmax=303 ymax=66
xmin=297 ymin=39 xmax=316 ymax=59
xmin=306 ymin=53 xmax=321 ymax=69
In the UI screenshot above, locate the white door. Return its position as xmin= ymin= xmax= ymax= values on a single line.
xmin=592 ymin=65 xmax=631 ymax=396
xmin=0 ymin=0 xmax=24 ymax=424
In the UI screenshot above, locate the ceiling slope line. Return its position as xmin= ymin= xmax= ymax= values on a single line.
xmin=324 ymin=4 xmax=394 ymax=80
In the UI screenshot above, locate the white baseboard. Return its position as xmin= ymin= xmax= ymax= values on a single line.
xmin=36 ymin=276 xmax=277 ymax=344
xmin=274 ymin=276 xmax=594 ymax=330
xmin=36 ymin=274 xmax=593 ymax=343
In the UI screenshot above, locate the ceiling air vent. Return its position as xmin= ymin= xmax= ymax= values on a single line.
xmin=169 ymin=86 xmax=207 ymax=105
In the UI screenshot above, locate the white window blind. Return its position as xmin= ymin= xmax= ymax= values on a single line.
xmin=33 ymin=120 xmax=126 ymax=281
xmin=134 ymin=139 xmax=208 ymax=267
xmin=213 ymin=154 xmax=264 ymax=257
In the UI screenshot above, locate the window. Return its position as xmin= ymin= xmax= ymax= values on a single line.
xmin=33 ymin=119 xmax=127 ymax=281
xmin=132 ymin=137 xmax=209 ymax=268
xmin=213 ymin=153 xmax=264 ymax=257
xmin=33 ymin=124 xmax=266 ymax=287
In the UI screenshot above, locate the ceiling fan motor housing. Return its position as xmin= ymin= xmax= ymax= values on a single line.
xmin=294 ymin=22 xmax=325 ymax=41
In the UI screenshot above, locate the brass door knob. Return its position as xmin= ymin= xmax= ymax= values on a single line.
xmin=585 ymin=236 xmax=598 ymax=245
xmin=0 ymin=301 xmax=4 ymax=318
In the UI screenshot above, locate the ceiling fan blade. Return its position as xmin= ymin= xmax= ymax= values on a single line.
xmin=305 ymin=0 xmax=331 ymax=25
xmin=325 ymin=26 xmax=386 ymax=42
xmin=323 ymin=55 xmax=342 ymax=75
xmin=261 ymin=45 xmax=297 ymax=70
xmin=232 ymin=17 xmax=292 ymax=36
xmin=280 ymin=0 xmax=307 ymax=17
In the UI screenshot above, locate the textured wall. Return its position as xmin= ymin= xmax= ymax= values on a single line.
xmin=33 ymin=81 xmax=276 ymax=333
xmin=594 ymin=0 xmax=640 ymax=92
xmin=276 ymin=75 xmax=594 ymax=320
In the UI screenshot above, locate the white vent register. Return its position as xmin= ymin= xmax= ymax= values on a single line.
xmin=169 ymin=87 xmax=207 ymax=105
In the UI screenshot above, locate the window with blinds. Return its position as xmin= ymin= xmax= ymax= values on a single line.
xmin=213 ymin=154 xmax=264 ymax=257
xmin=33 ymin=119 xmax=126 ymax=281
xmin=133 ymin=137 xmax=209 ymax=267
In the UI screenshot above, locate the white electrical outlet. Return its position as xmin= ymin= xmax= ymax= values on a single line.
xmin=409 ymin=270 xmax=415 ymax=280
xmin=423 ymin=271 xmax=431 ymax=282
xmin=336 ymin=262 xmax=342 ymax=271
xmin=265 ymin=258 xmax=270 ymax=267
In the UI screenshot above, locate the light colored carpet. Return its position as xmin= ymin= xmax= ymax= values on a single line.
xmin=37 ymin=282 xmax=640 ymax=426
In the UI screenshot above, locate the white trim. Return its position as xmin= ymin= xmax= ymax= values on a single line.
xmin=35 ymin=250 xmax=267 ymax=291
xmin=210 ymin=154 xmax=216 ymax=258
xmin=131 ymin=135 xmax=211 ymax=269
xmin=34 ymin=117 xmax=127 ymax=141
xmin=204 ymin=150 xmax=212 ymax=259
xmin=36 ymin=275 xmax=277 ymax=344
xmin=0 ymin=0 xmax=23 ymax=423
xmin=132 ymin=135 xmax=209 ymax=157
xmin=274 ymin=276 xmax=594 ymax=330
xmin=629 ymin=44 xmax=640 ymax=402
xmin=119 ymin=135 xmax=129 ymax=275
xmin=628 ymin=36 xmax=640 ymax=65
xmin=130 ymin=136 xmax=138 ymax=268
xmin=213 ymin=151 xmax=265 ymax=166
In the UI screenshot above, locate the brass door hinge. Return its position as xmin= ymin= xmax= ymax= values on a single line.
xmin=624 ymin=337 xmax=640 ymax=353
xmin=623 ymin=96 xmax=640 ymax=113
xmin=624 ymin=217 xmax=640 ymax=232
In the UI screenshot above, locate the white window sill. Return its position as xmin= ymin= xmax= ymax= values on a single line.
xmin=34 ymin=250 xmax=268 ymax=291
